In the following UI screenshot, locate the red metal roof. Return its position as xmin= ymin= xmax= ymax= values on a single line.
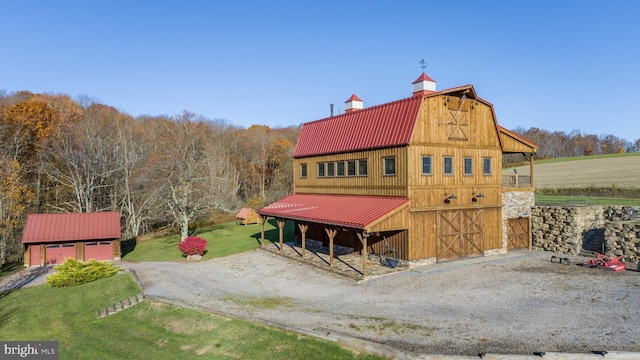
xmin=345 ymin=93 xmax=363 ymax=102
xmin=412 ymin=72 xmax=436 ymax=83
xmin=22 ymin=212 xmax=121 ymax=244
xmin=258 ymin=194 xmax=409 ymax=230
xmin=293 ymin=96 xmax=423 ymax=158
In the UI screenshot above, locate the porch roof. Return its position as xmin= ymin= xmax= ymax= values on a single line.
xmin=258 ymin=194 xmax=410 ymax=231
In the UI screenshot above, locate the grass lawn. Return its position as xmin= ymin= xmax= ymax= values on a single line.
xmin=535 ymin=194 xmax=640 ymax=206
xmin=122 ymin=219 xmax=295 ymax=262
xmin=0 ymin=274 xmax=384 ymax=360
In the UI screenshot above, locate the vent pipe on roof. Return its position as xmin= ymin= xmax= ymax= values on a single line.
xmin=345 ymin=94 xmax=363 ymax=113
xmin=412 ymin=72 xmax=437 ymax=97
xmin=330 ymin=103 xmax=334 ymax=117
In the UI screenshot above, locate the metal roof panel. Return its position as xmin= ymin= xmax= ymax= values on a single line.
xmin=22 ymin=212 xmax=121 ymax=243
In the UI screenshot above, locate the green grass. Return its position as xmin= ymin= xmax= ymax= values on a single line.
xmin=535 ymin=194 xmax=640 ymax=206
xmin=122 ymin=219 xmax=295 ymax=262
xmin=532 ymin=152 xmax=640 ymax=165
xmin=0 ymin=274 xmax=383 ymax=360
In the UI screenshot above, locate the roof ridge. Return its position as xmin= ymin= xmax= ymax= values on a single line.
xmin=304 ymin=95 xmax=422 ymax=126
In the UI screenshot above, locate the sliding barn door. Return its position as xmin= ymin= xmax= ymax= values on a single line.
xmin=437 ymin=209 xmax=485 ymax=262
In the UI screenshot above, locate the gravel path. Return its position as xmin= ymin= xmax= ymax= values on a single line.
xmin=122 ymin=250 xmax=640 ymax=356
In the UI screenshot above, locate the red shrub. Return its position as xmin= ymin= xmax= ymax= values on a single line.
xmin=179 ymin=236 xmax=208 ymax=256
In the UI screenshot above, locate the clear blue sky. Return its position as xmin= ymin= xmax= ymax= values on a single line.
xmin=1 ymin=1 xmax=639 ymax=142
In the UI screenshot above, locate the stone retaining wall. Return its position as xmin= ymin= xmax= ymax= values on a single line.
xmin=531 ymin=205 xmax=640 ymax=265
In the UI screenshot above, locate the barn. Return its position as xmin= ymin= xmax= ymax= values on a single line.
xmin=258 ymin=72 xmax=537 ymax=275
xmin=22 ymin=212 xmax=121 ymax=267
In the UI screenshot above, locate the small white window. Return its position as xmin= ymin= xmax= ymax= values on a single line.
xmin=483 ymin=158 xmax=492 ymax=175
xmin=383 ymin=157 xmax=396 ymax=176
xmin=464 ymin=157 xmax=473 ymax=176
xmin=422 ymin=156 xmax=432 ymax=175
xmin=444 ymin=157 xmax=454 ymax=175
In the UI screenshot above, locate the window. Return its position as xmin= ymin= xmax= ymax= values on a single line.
xmin=300 ymin=163 xmax=307 ymax=178
xmin=347 ymin=160 xmax=356 ymax=176
xmin=464 ymin=157 xmax=473 ymax=176
xmin=327 ymin=162 xmax=335 ymax=177
xmin=483 ymin=158 xmax=492 ymax=175
xmin=421 ymin=156 xmax=432 ymax=175
xmin=318 ymin=163 xmax=325 ymax=177
xmin=358 ymin=159 xmax=368 ymax=176
xmin=444 ymin=157 xmax=454 ymax=175
xmin=336 ymin=161 xmax=345 ymax=176
xmin=383 ymin=157 xmax=396 ymax=176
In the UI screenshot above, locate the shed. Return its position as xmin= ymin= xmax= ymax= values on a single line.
xmin=236 ymin=208 xmax=260 ymax=225
xmin=22 ymin=212 xmax=121 ymax=267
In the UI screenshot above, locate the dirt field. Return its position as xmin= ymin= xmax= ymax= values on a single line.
xmin=123 ymin=250 xmax=640 ymax=357
xmin=505 ymin=155 xmax=640 ymax=189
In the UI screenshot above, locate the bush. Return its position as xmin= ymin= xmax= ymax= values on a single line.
xmin=179 ymin=236 xmax=208 ymax=256
xmin=47 ymin=258 xmax=121 ymax=288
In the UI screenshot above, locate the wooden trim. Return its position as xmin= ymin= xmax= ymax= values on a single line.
xmin=259 ymin=216 xmax=267 ymax=246
xmin=325 ymin=228 xmax=337 ymax=267
xmin=357 ymin=233 xmax=368 ymax=278
xmin=277 ymin=219 xmax=286 ymax=252
xmin=298 ymin=223 xmax=308 ymax=257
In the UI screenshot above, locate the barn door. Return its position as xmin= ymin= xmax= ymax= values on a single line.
xmin=507 ymin=217 xmax=530 ymax=250
xmin=437 ymin=209 xmax=485 ymax=262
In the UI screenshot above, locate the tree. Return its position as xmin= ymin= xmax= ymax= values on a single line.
xmin=0 ymin=157 xmax=34 ymax=266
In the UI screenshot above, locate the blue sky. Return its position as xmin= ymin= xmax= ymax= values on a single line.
xmin=1 ymin=1 xmax=639 ymax=142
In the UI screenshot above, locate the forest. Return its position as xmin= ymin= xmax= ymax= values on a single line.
xmin=1 ymin=90 xmax=638 ymax=266
xmin=0 ymin=91 xmax=298 ymax=265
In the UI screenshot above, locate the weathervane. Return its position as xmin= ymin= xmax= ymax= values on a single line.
xmin=420 ymin=59 xmax=426 ymax=71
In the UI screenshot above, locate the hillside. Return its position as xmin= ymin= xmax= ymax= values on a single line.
xmin=504 ymin=154 xmax=640 ymax=189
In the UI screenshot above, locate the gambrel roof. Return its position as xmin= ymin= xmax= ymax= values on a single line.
xmin=293 ymin=84 xmax=491 ymax=158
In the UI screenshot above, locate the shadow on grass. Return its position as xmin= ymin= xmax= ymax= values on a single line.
xmin=120 ymin=238 xmax=137 ymax=258
xmin=250 ymin=219 xmax=296 ymax=246
xmin=0 ymin=265 xmax=53 ymax=300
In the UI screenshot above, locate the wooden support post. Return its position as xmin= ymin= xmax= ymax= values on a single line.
xmin=357 ymin=232 xmax=368 ymax=278
xmin=529 ymin=153 xmax=535 ymax=187
xmin=325 ymin=228 xmax=337 ymax=267
xmin=298 ymin=223 xmax=308 ymax=257
xmin=259 ymin=216 xmax=267 ymax=246
xmin=277 ymin=219 xmax=286 ymax=252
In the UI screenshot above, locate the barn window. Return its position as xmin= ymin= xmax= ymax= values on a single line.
xmin=318 ymin=163 xmax=325 ymax=177
xmin=358 ymin=160 xmax=368 ymax=176
xmin=444 ymin=157 xmax=454 ymax=175
xmin=422 ymin=156 xmax=432 ymax=175
xmin=300 ymin=163 xmax=307 ymax=178
xmin=327 ymin=162 xmax=335 ymax=177
xmin=383 ymin=157 xmax=396 ymax=176
xmin=99 ymin=241 xmax=111 ymax=245
xmin=347 ymin=160 xmax=356 ymax=176
xmin=464 ymin=157 xmax=473 ymax=176
xmin=86 ymin=242 xmax=98 ymax=246
xmin=336 ymin=161 xmax=345 ymax=176
xmin=46 ymin=244 xmax=60 ymax=249
xmin=483 ymin=158 xmax=492 ymax=175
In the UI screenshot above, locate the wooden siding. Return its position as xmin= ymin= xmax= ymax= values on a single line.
xmin=367 ymin=206 xmax=409 ymax=233
xmin=411 ymin=96 xmax=501 ymax=148
xmin=294 ymin=147 xmax=408 ymax=197
xmin=408 ymin=207 xmax=501 ymax=260
xmin=366 ymin=230 xmax=409 ymax=260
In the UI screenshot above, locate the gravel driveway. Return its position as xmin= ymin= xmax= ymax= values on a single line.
xmin=123 ymin=250 xmax=640 ymax=356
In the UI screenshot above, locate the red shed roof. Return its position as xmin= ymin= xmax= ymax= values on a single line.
xmin=236 ymin=207 xmax=256 ymax=219
xmin=258 ymin=194 xmax=409 ymax=230
xmin=22 ymin=212 xmax=121 ymax=244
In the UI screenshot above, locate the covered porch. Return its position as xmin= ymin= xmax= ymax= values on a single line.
xmin=499 ymin=126 xmax=538 ymax=190
xmin=257 ymin=193 xmax=410 ymax=279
